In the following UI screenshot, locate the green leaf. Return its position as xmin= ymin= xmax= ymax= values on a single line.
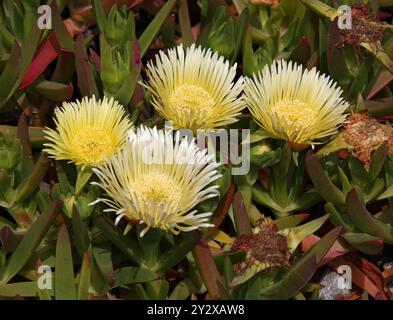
xmin=348 ymin=157 xmax=370 ymax=187
xmin=0 ymin=200 xmax=62 ymax=285
xmin=0 ymin=281 xmax=38 ymax=297
xmin=0 ymin=42 xmax=22 ymax=109
xmin=368 ymin=143 xmax=389 ymax=180
xmin=113 ymin=267 xmax=157 ymax=288
xmin=298 ymin=0 xmax=337 ymax=20
xmin=260 ymin=255 xmax=317 ymax=300
xmin=75 ymin=166 xmax=93 ymax=196
xmin=283 ymin=214 xmax=329 ymax=251
xmin=346 ymin=188 xmax=393 ymax=244
xmin=52 ymin=1 xmax=74 ymax=51
xmin=305 ymin=152 xmax=345 ymax=207
xmin=138 ymin=0 xmax=177 ymax=57
xmin=275 ymin=214 xmax=309 ymax=230
xmin=0 ymin=23 xmax=42 ymax=108
xmin=178 ymin=0 xmax=194 ymax=47
xmin=72 ymin=206 xmax=91 ymax=258
xmin=342 ymin=233 xmax=383 ymax=255
xmin=377 ymin=184 xmax=393 ymax=200
xmin=55 ymin=224 xmax=76 ymax=300
xmin=155 ymin=231 xmax=200 ymax=272
xmin=231 ymin=8 xmax=249 ymax=64
xmin=94 ymin=215 xmax=143 ymax=265
xmin=113 ymin=70 xmax=139 ymax=106
xmin=11 ymin=152 xmax=50 ymax=206
xmin=252 ymin=185 xmax=285 ymax=213
xmin=33 ymin=80 xmax=73 ymax=102
xmin=92 ymin=0 xmax=107 ymax=32
xmin=317 ymin=133 xmax=351 ymax=157
xmin=77 ymin=252 xmax=91 ymax=300
xmin=325 ymin=202 xmax=356 ymax=232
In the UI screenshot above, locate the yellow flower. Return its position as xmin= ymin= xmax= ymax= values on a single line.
xmin=244 ymin=60 xmax=349 ymax=147
xmin=43 ymin=96 xmax=132 ymax=167
xmin=144 ymin=44 xmax=245 ymax=131
xmin=91 ymin=126 xmax=221 ymax=236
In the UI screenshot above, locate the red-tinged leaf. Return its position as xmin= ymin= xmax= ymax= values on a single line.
xmin=64 ymin=18 xmax=87 ymax=37
xmin=328 ymin=256 xmax=389 ymax=300
xmin=233 ymin=191 xmax=252 ymax=237
xmin=302 ymin=228 xmax=349 ymax=267
xmin=366 ymin=70 xmax=393 ymax=100
xmin=20 ymin=34 xmax=60 ymax=90
xmin=357 ymin=257 xmax=387 ymax=294
xmin=327 ymin=18 xmax=351 ymax=85
xmin=34 ymin=81 xmax=73 ymax=102
xmin=17 ymin=113 xmax=33 ymax=160
xmin=366 ymin=97 xmax=393 ymax=118
xmin=208 ymin=182 xmax=235 ymax=234
xmin=193 ymin=234 xmax=229 ymax=299
xmin=382 ymin=267 xmax=393 ymax=283
xmin=51 ymin=50 xmax=75 ymax=84
xmin=75 ymin=33 xmax=99 ymax=97
xmin=133 ymin=38 xmax=141 ymax=69
xmin=89 ymin=48 xmax=101 ymax=73
xmin=0 ymin=226 xmax=23 ymax=254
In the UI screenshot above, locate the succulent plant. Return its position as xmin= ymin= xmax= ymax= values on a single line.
xmin=0 ymin=0 xmax=392 ymax=302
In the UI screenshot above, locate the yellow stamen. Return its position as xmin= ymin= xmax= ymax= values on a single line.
xmin=130 ymin=172 xmax=182 ymax=207
xmin=169 ymin=84 xmax=215 ymax=112
xmin=272 ymin=99 xmax=316 ymax=128
xmin=73 ymin=127 xmax=113 ymax=164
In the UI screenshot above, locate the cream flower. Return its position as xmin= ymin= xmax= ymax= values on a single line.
xmin=144 ymin=44 xmax=245 ymax=131
xmin=43 ymin=96 xmax=132 ymax=167
xmin=244 ymin=60 xmax=349 ymax=147
xmin=91 ymin=126 xmax=221 ymax=236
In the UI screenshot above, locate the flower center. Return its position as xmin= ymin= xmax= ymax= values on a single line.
xmin=170 ymin=84 xmax=215 ymax=112
xmin=131 ymin=172 xmax=182 ymax=207
xmin=73 ymin=127 xmax=112 ymax=163
xmin=272 ymin=99 xmax=316 ymax=128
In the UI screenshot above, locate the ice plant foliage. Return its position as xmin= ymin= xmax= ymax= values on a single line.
xmin=244 ymin=60 xmax=349 ymax=147
xmin=91 ymin=126 xmax=221 ymax=236
xmin=144 ymin=44 xmax=245 ymax=131
xmin=43 ymin=96 xmax=132 ymax=167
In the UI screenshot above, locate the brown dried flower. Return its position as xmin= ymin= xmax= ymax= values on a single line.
xmin=231 ymin=218 xmax=291 ymax=275
xmin=342 ymin=113 xmax=393 ymax=167
xmin=337 ymin=4 xmax=388 ymax=48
